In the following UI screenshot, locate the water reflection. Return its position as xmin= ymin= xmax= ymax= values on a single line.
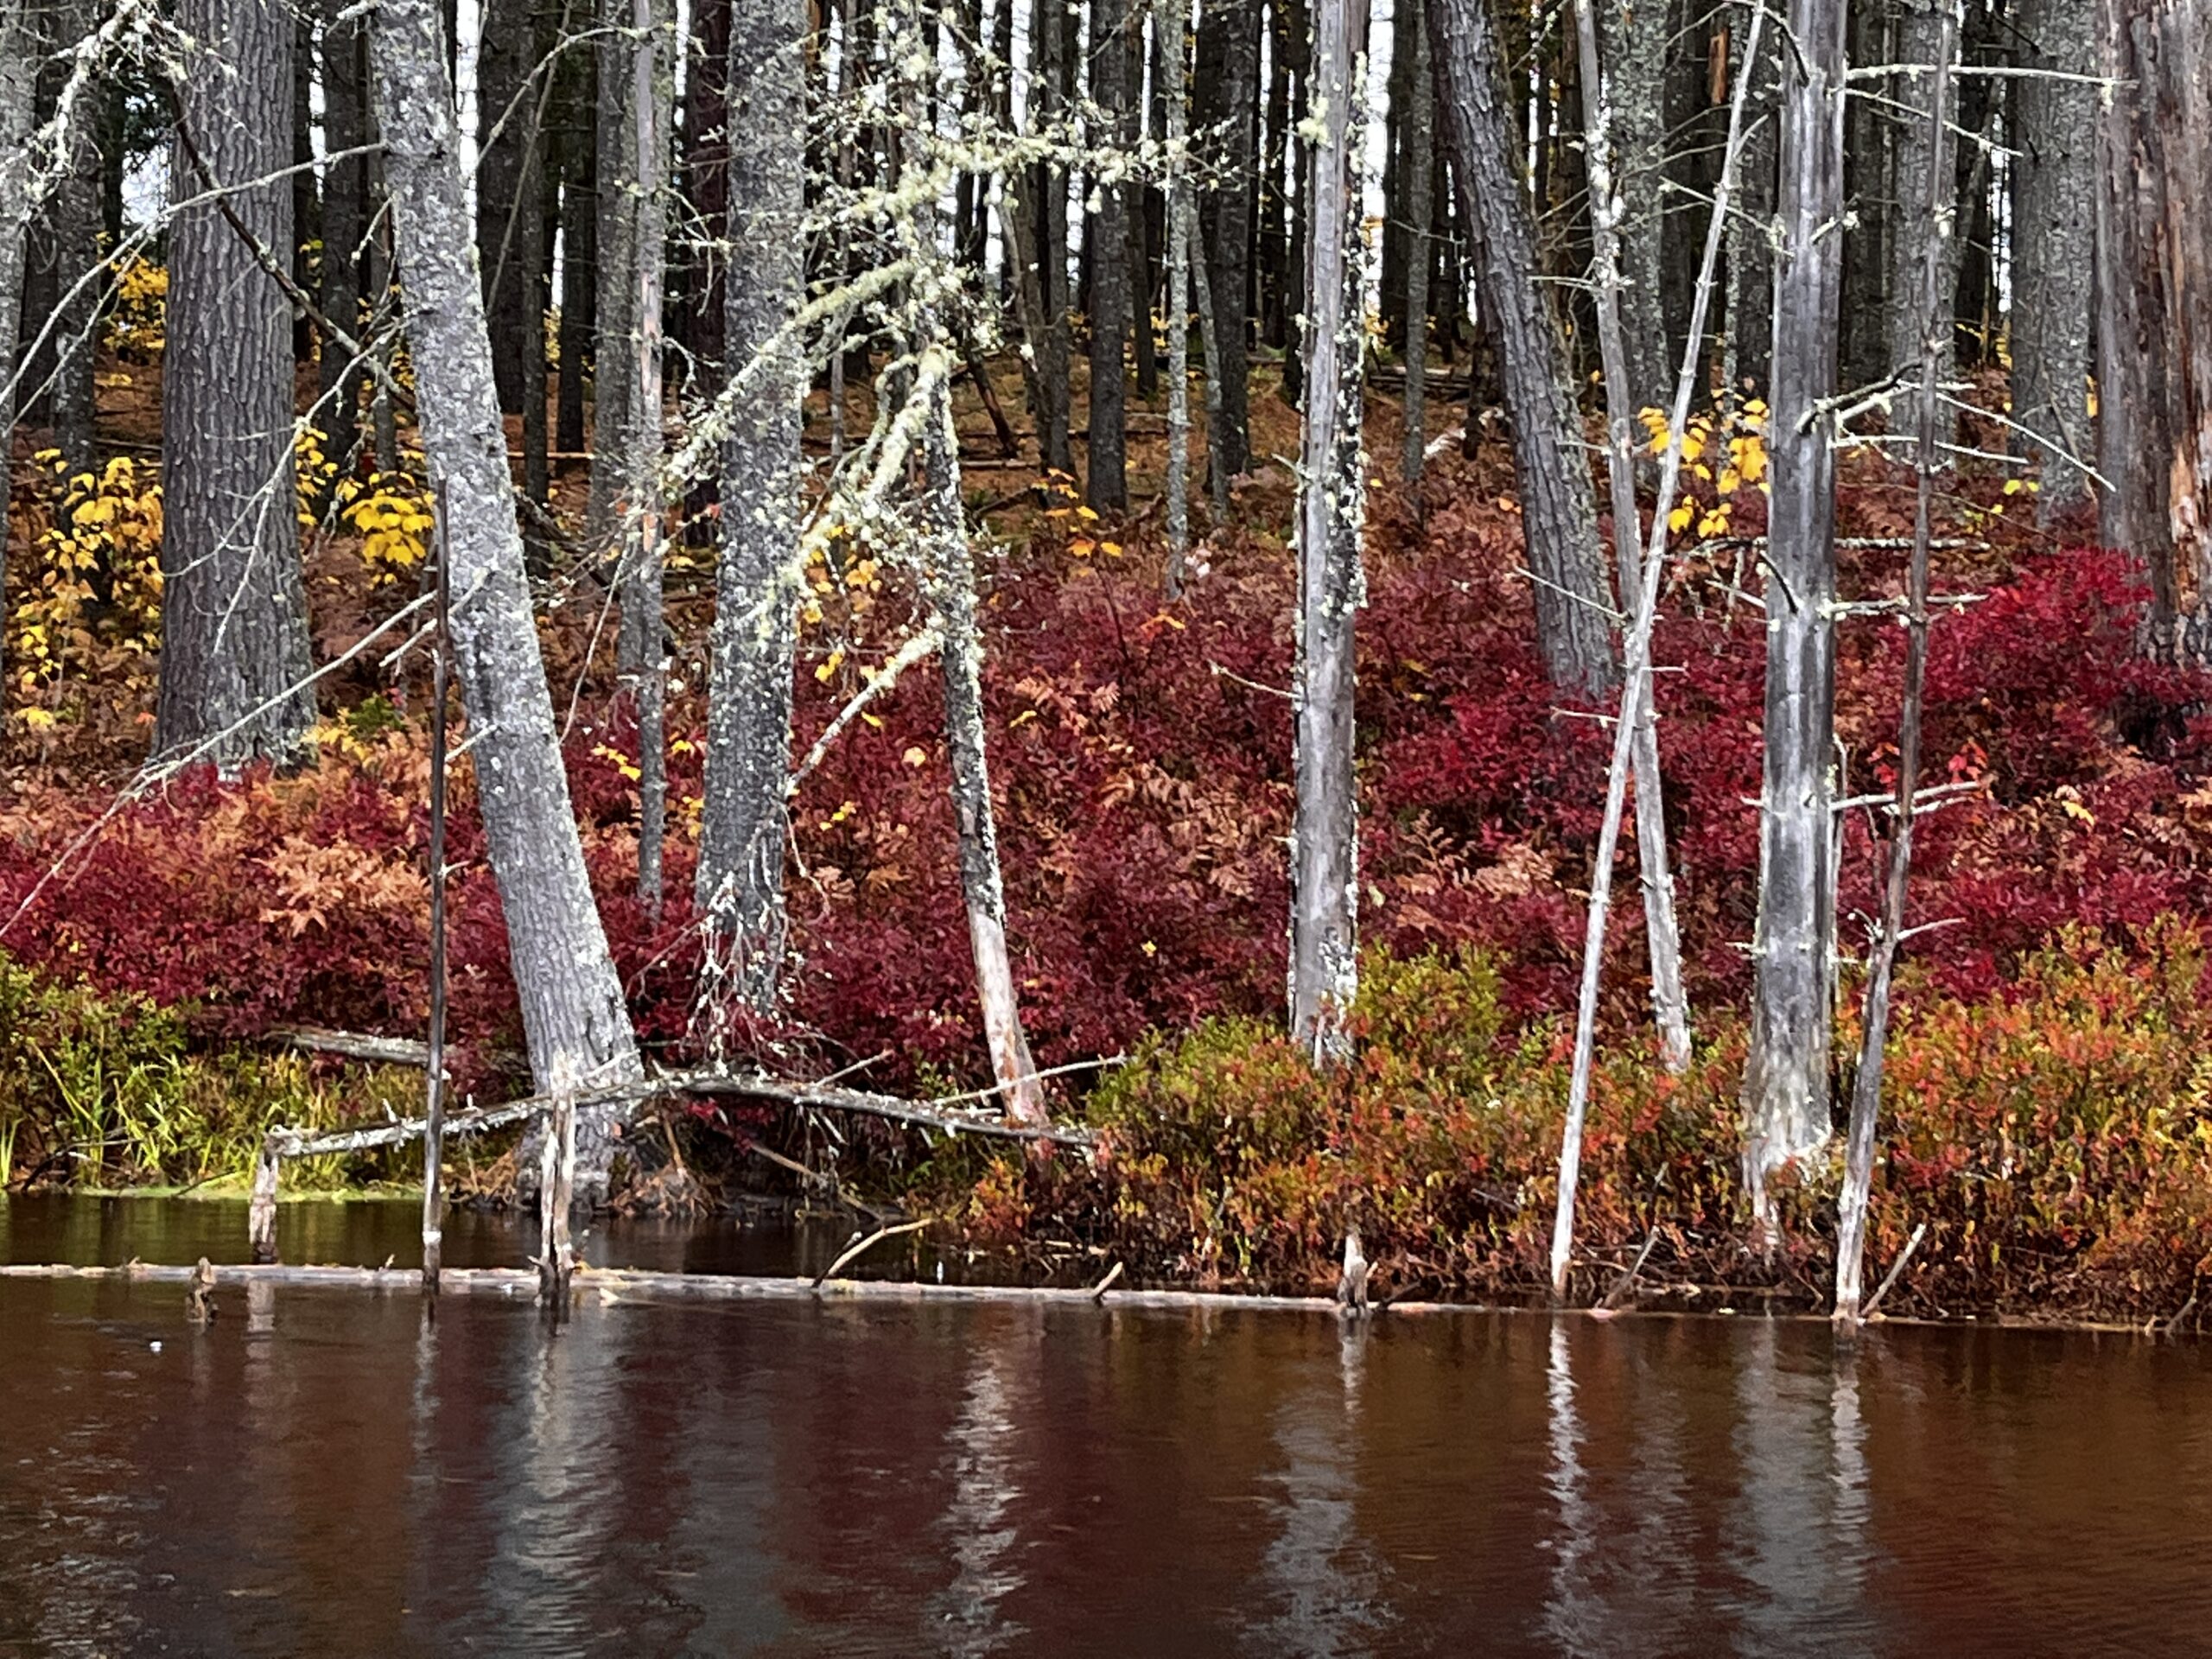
xmin=1250 ymin=1321 xmax=1394 ymax=1656
xmin=9 ymin=1203 xmax=2212 ymax=1656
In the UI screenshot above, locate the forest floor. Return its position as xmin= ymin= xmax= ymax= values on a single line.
xmin=6 ymin=340 xmax=2212 ymax=1327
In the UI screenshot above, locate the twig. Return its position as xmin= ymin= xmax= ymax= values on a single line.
xmin=1090 ymin=1260 xmax=1125 ymax=1301
xmin=814 ymin=1217 xmax=929 ymax=1287
xmin=1860 ymin=1221 xmax=1929 ymax=1319
xmin=1600 ymin=1222 xmax=1662 ymax=1309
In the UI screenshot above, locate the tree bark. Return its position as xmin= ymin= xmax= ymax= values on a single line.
xmin=1287 ymin=0 xmax=1370 ymax=1065
xmin=1193 ymin=0 xmax=1257 ymax=478
xmin=1596 ymin=0 xmax=1670 ymax=410
xmin=319 ymin=0 xmax=372 ymax=473
xmin=1399 ymin=0 xmax=1433 ymax=486
xmin=1029 ymin=0 xmax=1073 ymax=474
xmin=2011 ymin=0 xmax=2097 ymax=512
xmin=1428 ymin=0 xmax=1618 ymax=697
xmin=588 ymin=0 xmax=639 ymax=555
xmin=0 ymin=2 xmax=37 ymax=685
xmin=370 ymin=0 xmax=643 ymax=1192
xmin=1887 ymin=0 xmax=1959 ymax=389
xmin=1085 ymin=0 xmax=1133 ymax=510
xmin=697 ymin=0 xmax=805 ymax=1013
xmin=1743 ymin=0 xmax=1847 ymax=1230
xmin=553 ymin=24 xmax=596 ymax=460
xmin=156 ymin=0 xmax=317 ymax=769
xmin=1721 ymin=11 xmax=1776 ymax=399
xmin=1163 ymin=0 xmax=1192 ymax=592
xmin=475 ymin=0 xmax=541 ymax=414
xmin=31 ymin=0 xmax=100 ymax=478
xmin=2094 ymin=0 xmax=2212 ymax=639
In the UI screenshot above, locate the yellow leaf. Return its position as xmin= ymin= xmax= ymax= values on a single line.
xmin=1668 ymin=502 xmax=1694 ymax=535
xmin=901 ymin=746 xmax=928 ymax=767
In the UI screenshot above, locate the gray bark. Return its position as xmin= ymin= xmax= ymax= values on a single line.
xmin=156 ymin=0 xmax=317 ymax=768
xmin=1571 ymin=0 xmax=1693 ymax=1074
xmin=1287 ymin=0 xmax=1370 ymax=1065
xmin=1428 ymin=0 xmax=1618 ymax=697
xmin=1399 ymin=0 xmax=1433 ymax=486
xmin=1722 ymin=13 xmax=1776 ymax=398
xmin=697 ymin=0 xmax=805 ymax=1013
xmin=1162 ymin=0 xmax=1192 ymax=590
xmin=1030 ymin=0 xmax=1073 ymax=474
xmin=2011 ymin=0 xmax=2098 ymax=511
xmin=1887 ymin=0 xmax=1959 ymax=390
xmin=0 ymin=4 xmax=37 ymax=687
xmin=620 ymin=0 xmax=675 ymax=915
xmin=553 ymin=28 xmax=594 ymax=459
xmin=369 ymin=0 xmax=643 ymax=1191
xmin=1596 ymin=0 xmax=1670 ymax=410
xmin=1743 ymin=0 xmax=1847 ymax=1229
xmin=1085 ymin=0 xmax=1133 ymax=510
xmin=32 ymin=0 xmax=99 ymax=478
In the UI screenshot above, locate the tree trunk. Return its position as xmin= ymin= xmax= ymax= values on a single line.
xmin=33 ymin=0 xmax=100 ymax=478
xmin=1839 ymin=0 xmax=1893 ymax=392
xmin=620 ymin=0 xmax=674 ymax=917
xmin=2011 ymin=0 xmax=2097 ymax=512
xmin=1721 ymin=11 xmax=1776 ymax=400
xmin=1163 ymin=0 xmax=1192 ymax=592
xmin=369 ymin=0 xmax=643 ymax=1194
xmin=156 ymin=0 xmax=317 ymax=769
xmin=1428 ymin=0 xmax=1618 ymax=697
xmin=554 ymin=25 xmax=596 ymax=461
xmin=1400 ymin=0 xmax=1433 ymax=486
xmin=683 ymin=0 xmax=731 ymax=382
xmin=476 ymin=0 xmax=539 ymax=413
xmin=1743 ymin=0 xmax=1847 ymax=1230
xmin=697 ymin=0 xmax=805 ymax=1014
xmin=1029 ymin=0 xmax=1073 ymax=474
xmin=0 ymin=5 xmax=35 ymax=688
xmin=1887 ymin=0 xmax=1958 ymax=389
xmin=1287 ymin=0 xmax=1370 ymax=1065
xmin=318 ymin=0 xmax=372 ymax=473
xmin=1085 ymin=0 xmax=1132 ymax=510
xmin=1596 ymin=0 xmax=1670 ymax=410
xmin=2094 ymin=0 xmax=2212 ymax=640
xmin=1193 ymin=0 xmax=1257 ymax=478
xmin=588 ymin=0 xmax=639 ymax=554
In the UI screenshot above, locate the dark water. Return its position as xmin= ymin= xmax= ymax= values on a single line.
xmin=4 ymin=1200 xmax=2211 ymax=1656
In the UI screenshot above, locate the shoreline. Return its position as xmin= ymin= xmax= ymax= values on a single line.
xmin=1 ymin=1257 xmax=2192 ymax=1341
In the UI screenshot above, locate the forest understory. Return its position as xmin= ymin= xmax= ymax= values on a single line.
xmin=6 ymin=337 xmax=2212 ymax=1331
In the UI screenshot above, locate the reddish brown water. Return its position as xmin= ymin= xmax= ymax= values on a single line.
xmin=4 ymin=1197 xmax=2210 ymax=1656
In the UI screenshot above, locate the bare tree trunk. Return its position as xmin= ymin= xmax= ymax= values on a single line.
xmin=1287 ymin=0 xmax=1370 ymax=1065
xmin=1595 ymin=0 xmax=1669 ymax=410
xmin=34 ymin=0 xmax=99 ymax=479
xmin=921 ymin=360 xmax=1046 ymax=1125
xmin=1162 ymin=0 xmax=1192 ymax=593
xmin=1399 ymin=0 xmax=1433 ymax=487
xmin=1743 ymin=0 xmax=1848 ymax=1231
xmin=1569 ymin=0 xmax=1694 ymax=1076
xmin=1548 ymin=0 xmax=1763 ymax=1299
xmin=1031 ymin=0 xmax=1074 ymax=474
xmin=1428 ymin=0 xmax=1618 ymax=698
xmin=1721 ymin=13 xmax=1776 ymax=400
xmin=370 ymin=0 xmax=643 ymax=1194
xmin=475 ymin=0 xmax=537 ymax=412
xmin=2011 ymin=0 xmax=2097 ymax=512
xmin=698 ymin=0 xmax=805 ymax=1014
xmin=621 ymin=0 xmax=675 ymax=917
xmin=156 ymin=0 xmax=317 ymax=769
xmin=1086 ymin=0 xmax=1133 ymax=510
xmin=554 ymin=29 xmax=596 ymax=460
xmin=2093 ymin=0 xmax=2212 ymax=645
xmin=0 ymin=7 xmax=37 ymax=688
xmin=1836 ymin=3 xmax=1952 ymax=1333
xmin=1888 ymin=0 xmax=1959 ymax=389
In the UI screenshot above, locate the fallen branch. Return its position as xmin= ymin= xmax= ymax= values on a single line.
xmin=1090 ymin=1260 xmax=1125 ymax=1301
xmin=1859 ymin=1222 xmax=1929 ymax=1319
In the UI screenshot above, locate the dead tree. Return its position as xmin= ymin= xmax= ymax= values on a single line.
xmin=2094 ymin=0 xmax=2212 ymax=647
xmin=369 ymin=0 xmax=644 ymax=1197
xmin=697 ymin=0 xmax=807 ymax=1012
xmin=1287 ymin=0 xmax=1370 ymax=1064
xmin=1836 ymin=2 xmax=1953 ymax=1332
xmin=1743 ymin=0 xmax=1849 ymax=1230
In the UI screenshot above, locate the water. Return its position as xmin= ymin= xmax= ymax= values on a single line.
xmin=4 ymin=1199 xmax=2211 ymax=1656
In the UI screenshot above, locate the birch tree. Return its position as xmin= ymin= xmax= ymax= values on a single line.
xmin=697 ymin=0 xmax=806 ymax=1013
xmin=1287 ymin=0 xmax=1370 ymax=1064
xmin=369 ymin=0 xmax=644 ymax=1192
xmin=156 ymin=0 xmax=317 ymax=769
xmin=1743 ymin=0 xmax=1849 ymax=1230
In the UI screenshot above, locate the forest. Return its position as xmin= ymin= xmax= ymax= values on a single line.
xmin=0 ymin=0 xmax=2209 ymax=1327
